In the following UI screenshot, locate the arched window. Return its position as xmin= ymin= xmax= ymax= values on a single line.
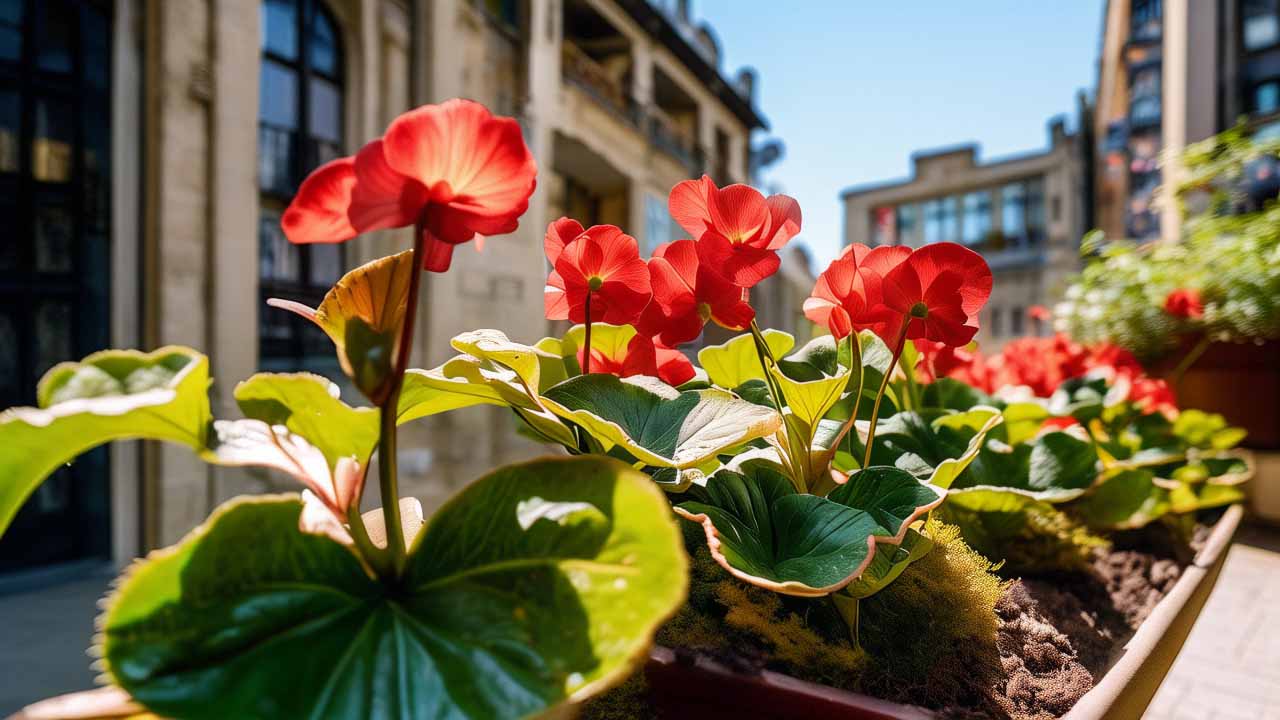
xmin=258 ymin=0 xmax=344 ymax=373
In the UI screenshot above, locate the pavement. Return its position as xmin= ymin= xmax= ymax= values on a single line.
xmin=1 ymin=524 xmax=1278 ymax=717
xmin=1143 ymin=522 xmax=1280 ymax=720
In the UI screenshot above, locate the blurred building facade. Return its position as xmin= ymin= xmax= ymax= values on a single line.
xmin=1094 ymin=0 xmax=1280 ymax=242
xmin=839 ymin=115 xmax=1090 ymax=352
xmin=0 ymin=0 xmax=785 ymax=584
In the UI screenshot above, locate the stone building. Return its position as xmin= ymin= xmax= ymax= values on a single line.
xmin=839 ymin=115 xmax=1089 ymax=352
xmin=0 ymin=0 xmax=779 ymax=586
xmin=1094 ymin=0 xmax=1280 ymax=242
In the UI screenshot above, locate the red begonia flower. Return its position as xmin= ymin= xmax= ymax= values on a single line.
xmin=1163 ymin=288 xmax=1204 ymax=319
xmin=669 ymin=176 xmax=802 ymax=288
xmin=577 ymin=332 xmax=695 ymax=386
xmin=873 ymin=242 xmax=993 ymax=347
xmin=544 ymin=223 xmax=652 ymax=325
xmin=803 ymin=244 xmax=911 ymax=340
xmin=635 ymin=239 xmax=754 ymax=346
xmin=913 ymin=339 xmax=993 ymax=390
xmin=1028 ymin=305 xmax=1051 ymax=322
xmin=282 ymin=99 xmax=536 ymax=273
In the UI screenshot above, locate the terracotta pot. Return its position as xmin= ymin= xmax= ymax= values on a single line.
xmin=1149 ymin=338 xmax=1280 ymax=449
xmin=643 ymin=505 xmax=1245 ymax=720
xmin=9 ymin=507 xmax=1244 ymax=720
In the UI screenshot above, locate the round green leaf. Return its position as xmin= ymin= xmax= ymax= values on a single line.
xmin=102 ymin=456 xmax=687 ymax=720
xmin=542 ymin=374 xmax=781 ymax=469
xmin=697 ymin=330 xmax=795 ymax=389
xmin=1 ymin=347 xmax=211 ymax=536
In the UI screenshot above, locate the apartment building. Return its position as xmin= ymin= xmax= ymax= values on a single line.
xmin=0 ymin=0 xmax=779 ymax=585
xmin=840 ymin=115 xmax=1089 ymax=352
xmin=1094 ymin=0 xmax=1280 ymax=242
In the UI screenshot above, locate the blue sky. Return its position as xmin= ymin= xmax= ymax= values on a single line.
xmin=696 ymin=1 xmax=1105 ymax=267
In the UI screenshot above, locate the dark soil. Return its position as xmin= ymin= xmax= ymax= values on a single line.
xmin=951 ymin=527 xmax=1193 ymax=720
xmin=585 ymin=518 xmax=1209 ymax=720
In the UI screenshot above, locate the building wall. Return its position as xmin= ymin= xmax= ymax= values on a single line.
xmin=840 ymin=125 xmax=1085 ymax=352
xmin=118 ymin=0 xmax=771 ymax=550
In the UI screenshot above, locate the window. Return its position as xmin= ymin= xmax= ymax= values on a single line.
xmin=990 ymin=307 xmax=1003 ymax=338
xmin=1250 ymin=79 xmax=1280 ymax=115
xmin=1245 ymin=0 xmax=1280 ymax=51
xmin=895 ymin=203 xmax=918 ymax=246
xmin=923 ymin=197 xmax=956 ymax=244
xmin=713 ymin=126 xmax=731 ymax=183
xmin=643 ymin=192 xmax=679 ymax=255
xmin=961 ymin=191 xmax=991 ymax=247
xmin=1051 ymin=194 xmax=1062 ymax=222
xmin=871 ymin=206 xmax=896 ymax=246
xmin=1130 ymin=0 xmax=1162 ymax=43
xmin=1011 ymin=307 xmax=1025 ymax=337
xmin=0 ymin=0 xmax=113 ymax=573
xmin=1129 ymin=65 xmax=1161 ymax=127
xmin=258 ymin=0 xmax=345 ymax=373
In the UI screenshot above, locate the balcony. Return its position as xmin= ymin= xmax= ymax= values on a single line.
xmin=561 ymin=42 xmax=641 ymax=127
xmin=647 ymin=106 xmax=703 ymax=173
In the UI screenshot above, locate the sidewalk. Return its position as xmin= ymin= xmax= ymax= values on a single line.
xmin=1144 ymin=522 xmax=1280 ymax=720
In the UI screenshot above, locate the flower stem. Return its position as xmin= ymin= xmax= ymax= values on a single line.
xmin=374 ymin=223 xmax=428 ymax=579
xmin=1169 ymin=334 xmax=1211 ymax=393
xmin=583 ymin=293 xmax=592 ymax=375
xmin=749 ymin=320 xmax=786 ymax=412
xmin=862 ymin=317 xmax=912 ymax=470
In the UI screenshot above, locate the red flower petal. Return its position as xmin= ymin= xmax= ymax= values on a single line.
xmin=281 ymin=157 xmax=360 ymax=244
xmin=668 ymin=176 xmax=715 ymax=238
xmin=708 ymin=184 xmax=771 ymax=247
xmin=764 ymin=194 xmax=802 ymax=250
xmin=350 ymin=139 xmax=420 ymax=233
xmin=655 ymin=345 xmax=696 ymax=386
xmin=545 ymin=217 xmax=585 ymax=265
xmin=697 ymin=231 xmax=780 ymax=288
xmin=544 ymin=270 xmax=570 ymax=320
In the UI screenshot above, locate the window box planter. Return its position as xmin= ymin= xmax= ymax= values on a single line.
xmin=1149 ymin=338 xmax=1280 ymax=450
xmin=640 ymin=505 xmax=1244 ymax=720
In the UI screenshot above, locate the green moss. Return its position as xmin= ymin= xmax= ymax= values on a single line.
xmin=578 ymin=672 xmax=656 ymax=720
xmin=939 ymin=501 xmax=1108 ymax=574
xmin=623 ymin=519 xmax=1009 ymax=712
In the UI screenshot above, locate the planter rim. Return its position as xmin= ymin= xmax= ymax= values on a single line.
xmin=1062 ymin=503 xmax=1244 ymax=720
xmin=647 ymin=504 xmax=1245 ymax=720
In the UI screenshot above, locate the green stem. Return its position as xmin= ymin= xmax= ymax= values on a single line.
xmin=1169 ymin=334 xmax=1211 ymax=393
xmin=583 ymin=293 xmax=592 ymax=375
xmin=749 ymin=321 xmax=787 ymax=415
xmin=346 ymin=503 xmax=390 ymax=577
xmin=862 ymin=317 xmax=912 ymax=470
xmin=372 ymin=222 xmax=428 ymax=579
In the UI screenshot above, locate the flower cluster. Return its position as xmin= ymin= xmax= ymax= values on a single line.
xmin=915 ymin=331 xmax=1178 ymax=418
xmin=543 ymin=176 xmax=801 ymax=385
xmin=804 ymin=242 xmax=993 ymax=349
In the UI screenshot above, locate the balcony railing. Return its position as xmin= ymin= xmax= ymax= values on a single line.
xmin=562 ymin=42 xmax=640 ymax=124
xmin=647 ymin=106 xmax=702 ymax=172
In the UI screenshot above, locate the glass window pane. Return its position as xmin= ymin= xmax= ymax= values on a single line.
xmin=35 ymin=301 xmax=72 ymax=378
xmin=81 ymin=4 xmax=111 ymax=92
xmin=961 ymin=191 xmax=991 ymax=246
xmin=0 ymin=25 xmax=20 ymax=62
xmin=35 ymin=194 xmax=74 ymax=273
xmin=308 ymin=243 xmax=342 ymax=286
xmin=310 ymin=10 xmax=339 ymax=76
xmin=262 ymin=0 xmax=299 ymax=60
xmin=1002 ymin=183 xmax=1026 ymax=245
xmin=259 ymin=59 xmax=299 ymax=128
xmin=1245 ymin=0 xmax=1280 ymax=50
xmin=0 ymin=306 xmax=18 ymax=404
xmin=307 ymin=77 xmax=341 ymax=143
xmin=1011 ymin=307 xmax=1025 ymax=337
xmin=0 ymin=194 xmax=15 ymax=269
xmin=1255 ymin=81 xmax=1280 ymax=114
xmin=83 ymin=100 xmax=111 ymax=232
xmin=258 ymin=124 xmax=296 ymax=194
xmin=259 ymin=209 xmax=300 ymax=282
xmin=35 ymin=0 xmax=74 ymax=73
xmin=0 ymin=90 xmax=18 ymax=174
xmin=32 ymin=97 xmax=74 ymax=183
xmin=0 ymin=0 xmax=21 ymax=24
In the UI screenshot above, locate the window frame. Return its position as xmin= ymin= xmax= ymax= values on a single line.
xmin=257 ymin=0 xmax=346 ymax=372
